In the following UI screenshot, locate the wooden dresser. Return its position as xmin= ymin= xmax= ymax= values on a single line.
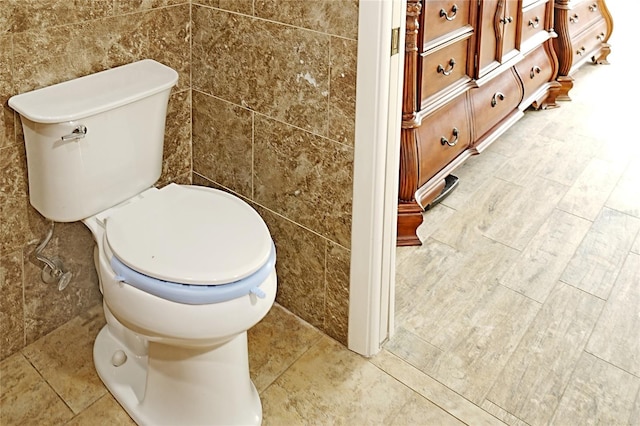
xmin=398 ymin=0 xmax=561 ymax=246
xmin=553 ymin=0 xmax=614 ymax=99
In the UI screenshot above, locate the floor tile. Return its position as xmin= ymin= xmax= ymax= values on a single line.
xmin=65 ymin=394 xmax=135 ymax=426
xmin=249 ymin=304 xmax=323 ymax=392
xmin=500 ymin=208 xmax=592 ymax=302
xmin=485 ymin=282 xmax=604 ymax=425
xmin=549 ymin=352 xmax=640 ymax=426
xmin=605 ymin=157 xmax=640 ymax=218
xmin=261 ymin=336 xmax=462 ymax=425
xmin=560 ymin=208 xmax=640 ymax=299
xmin=0 ymin=352 xmax=74 ymax=425
xmin=585 ymin=252 xmax=640 ymax=377
xmin=372 ymin=349 xmax=506 ymax=426
xmin=21 ymin=304 xmax=107 ymax=414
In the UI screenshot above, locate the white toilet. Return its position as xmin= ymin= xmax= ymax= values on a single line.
xmin=9 ymin=59 xmax=277 ymax=425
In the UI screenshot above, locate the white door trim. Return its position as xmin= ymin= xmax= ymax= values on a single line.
xmin=348 ymin=0 xmax=405 ymax=357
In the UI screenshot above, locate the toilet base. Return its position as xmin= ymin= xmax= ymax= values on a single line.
xmin=93 ymin=325 xmax=261 ymax=425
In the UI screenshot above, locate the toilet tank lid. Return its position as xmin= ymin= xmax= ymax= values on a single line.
xmin=8 ymin=59 xmax=178 ymax=123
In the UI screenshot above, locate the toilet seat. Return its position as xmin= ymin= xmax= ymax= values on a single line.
xmin=105 ymin=183 xmax=273 ymax=286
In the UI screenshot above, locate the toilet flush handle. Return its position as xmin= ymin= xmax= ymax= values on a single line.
xmin=61 ymin=124 xmax=87 ymax=141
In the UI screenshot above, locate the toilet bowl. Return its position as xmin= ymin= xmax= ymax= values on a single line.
xmin=8 ymin=59 xmax=277 ymax=425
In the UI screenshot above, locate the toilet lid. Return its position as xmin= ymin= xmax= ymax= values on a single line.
xmin=105 ymin=184 xmax=273 ymax=285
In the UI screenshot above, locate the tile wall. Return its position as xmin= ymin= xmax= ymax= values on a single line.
xmin=1 ymin=0 xmax=358 ymax=360
xmin=0 ymin=0 xmax=192 ymax=360
xmin=191 ymin=0 xmax=358 ymax=344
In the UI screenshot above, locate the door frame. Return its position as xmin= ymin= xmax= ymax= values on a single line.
xmin=348 ymin=0 xmax=405 ymax=357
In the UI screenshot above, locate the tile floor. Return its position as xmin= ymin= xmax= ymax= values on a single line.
xmin=2 ymin=3 xmax=639 ymax=426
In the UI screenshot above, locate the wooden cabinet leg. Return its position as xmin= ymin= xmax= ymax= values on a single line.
xmin=397 ymin=202 xmax=424 ymax=247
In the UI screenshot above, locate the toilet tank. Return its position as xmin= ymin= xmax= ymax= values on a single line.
xmin=8 ymin=59 xmax=179 ymax=222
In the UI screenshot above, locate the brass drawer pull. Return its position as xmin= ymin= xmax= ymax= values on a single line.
xmin=528 ymin=17 xmax=540 ymax=28
xmin=597 ymin=32 xmax=605 ymax=41
xmin=491 ymin=92 xmax=505 ymax=107
xmin=576 ymin=46 xmax=586 ymax=55
xmin=500 ymin=16 xmax=514 ymax=24
xmin=589 ymin=3 xmax=598 ymax=12
xmin=530 ymin=65 xmax=541 ymax=79
xmin=439 ymin=4 xmax=458 ymax=21
xmin=437 ymin=58 xmax=456 ymax=76
xmin=569 ymin=13 xmax=579 ymax=23
xmin=440 ymin=128 xmax=459 ymax=147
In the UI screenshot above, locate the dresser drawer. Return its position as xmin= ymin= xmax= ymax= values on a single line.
xmin=420 ymin=37 xmax=471 ymax=103
xmin=521 ymin=0 xmax=550 ymax=50
xmin=471 ymin=69 xmax=523 ymax=138
xmin=567 ymin=0 xmax=603 ymax=39
xmin=572 ymin=19 xmax=608 ymax=64
xmin=422 ymin=1 xmax=473 ymax=48
xmin=515 ymin=44 xmax=554 ymax=102
xmin=416 ymin=94 xmax=471 ymax=186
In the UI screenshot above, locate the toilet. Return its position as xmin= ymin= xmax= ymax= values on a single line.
xmin=8 ymin=59 xmax=277 ymax=425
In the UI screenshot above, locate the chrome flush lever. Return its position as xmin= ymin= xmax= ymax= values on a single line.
xmin=61 ymin=124 xmax=87 ymax=141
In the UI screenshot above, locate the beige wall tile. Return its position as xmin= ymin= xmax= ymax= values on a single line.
xmin=0 ymin=251 xmax=24 ymax=359
xmin=256 ymin=206 xmax=327 ymax=330
xmin=4 ymin=0 xmax=115 ymax=33
xmin=194 ymin=0 xmax=254 ymax=15
xmin=115 ymin=0 xmax=186 ymax=14
xmin=254 ymin=115 xmax=353 ymax=247
xmin=192 ymin=6 xmax=331 ymax=135
xmin=192 ymin=91 xmax=253 ymax=198
xmin=23 ymin=222 xmax=101 ymax=345
xmin=0 ymin=352 xmax=74 ymax=424
xmin=0 ymin=34 xmax=14 ymax=150
xmin=325 ymin=242 xmax=350 ymax=345
xmin=159 ymin=89 xmax=192 ymax=186
xmin=329 ymin=37 xmax=357 ymax=146
xmin=255 ymin=0 xmax=358 ymax=39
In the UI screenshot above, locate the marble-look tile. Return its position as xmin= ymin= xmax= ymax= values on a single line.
xmin=633 ymin=231 xmax=640 ymax=255
xmin=115 ymin=0 xmax=185 ymax=14
xmin=605 ymin=157 xmax=640 ymax=219
xmin=255 ymin=0 xmax=359 ymax=39
xmin=248 ymin=304 xmax=323 ymax=392
xmin=557 ymin=157 xmax=625 ymax=221
xmin=158 ymin=89 xmax=192 ymax=187
xmin=486 ymin=282 xmax=604 ymax=425
xmin=560 ymin=208 xmax=640 ymax=299
xmin=549 ymin=352 xmax=640 ymax=426
xmin=372 ymin=349 xmax=506 ymax=426
xmin=0 ymin=143 xmax=29 ymax=256
xmin=22 ymin=304 xmax=106 ymax=414
xmin=255 ymin=206 xmax=327 ymax=330
xmin=12 ymin=5 xmax=191 ymax=94
xmin=324 ymin=242 xmax=350 ymax=345
xmin=4 ymin=0 xmax=115 ymax=33
xmin=0 ymin=34 xmax=14 ymax=150
xmin=194 ymin=0 xmax=254 ymax=15
xmin=192 ymin=6 xmax=331 ymax=135
xmin=65 ymin=393 xmax=135 ymax=426
xmin=192 ymin=91 xmax=253 ymax=199
xmin=254 ymin=115 xmax=353 ymax=248
xmin=0 ymin=352 xmax=74 ymax=425
xmin=329 ymin=37 xmax=357 ymax=146
xmin=500 ymin=208 xmax=592 ymax=302
xmin=586 ymin=253 xmax=640 ymax=377
xmin=23 ymin=222 xmax=101 ymax=344
xmin=0 ymin=251 xmax=23 ymax=360
xmin=261 ymin=337 xmax=463 ymax=425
